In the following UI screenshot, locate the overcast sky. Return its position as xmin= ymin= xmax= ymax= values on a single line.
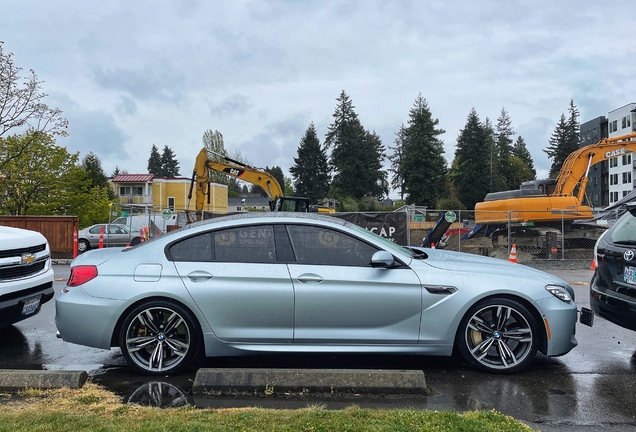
xmin=2 ymin=1 xmax=634 ymax=196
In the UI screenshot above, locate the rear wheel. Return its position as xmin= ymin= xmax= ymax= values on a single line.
xmin=456 ymin=298 xmax=538 ymax=373
xmin=119 ymin=300 xmax=200 ymax=375
xmin=77 ymin=239 xmax=90 ymax=253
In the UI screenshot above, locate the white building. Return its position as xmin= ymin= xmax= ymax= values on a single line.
xmin=607 ymin=103 xmax=636 ymax=204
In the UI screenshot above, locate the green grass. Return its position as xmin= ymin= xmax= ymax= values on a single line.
xmin=0 ymin=384 xmax=534 ymax=432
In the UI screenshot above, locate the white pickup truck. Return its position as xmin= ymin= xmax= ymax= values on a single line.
xmin=0 ymin=226 xmax=55 ymax=328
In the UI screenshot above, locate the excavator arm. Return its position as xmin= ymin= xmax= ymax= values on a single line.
xmin=188 ymin=148 xmax=311 ymax=221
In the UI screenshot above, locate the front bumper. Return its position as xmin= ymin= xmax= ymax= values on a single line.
xmin=0 ymin=266 xmax=54 ymax=328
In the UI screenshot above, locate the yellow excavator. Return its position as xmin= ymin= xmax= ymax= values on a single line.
xmin=475 ymin=131 xmax=636 ymax=225
xmin=188 ymin=148 xmax=333 ymax=222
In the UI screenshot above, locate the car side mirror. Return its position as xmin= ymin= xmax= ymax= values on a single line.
xmin=371 ymin=251 xmax=395 ymax=268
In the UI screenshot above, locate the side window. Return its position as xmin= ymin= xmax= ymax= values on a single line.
xmin=286 ymin=225 xmax=378 ymax=267
xmin=170 ymin=232 xmax=214 ymax=262
xmin=169 ymin=225 xmax=276 ymax=263
xmin=89 ymin=226 xmax=102 ymax=234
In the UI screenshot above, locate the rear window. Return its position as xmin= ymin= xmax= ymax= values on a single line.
xmin=610 ymin=212 xmax=636 ymax=244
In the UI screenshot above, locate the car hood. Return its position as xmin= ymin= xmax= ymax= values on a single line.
xmin=415 ymin=248 xmax=564 ymax=285
xmin=0 ymin=226 xmax=47 ymax=249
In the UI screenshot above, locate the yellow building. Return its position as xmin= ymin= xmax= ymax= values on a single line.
xmin=110 ymin=174 xmax=228 ymax=213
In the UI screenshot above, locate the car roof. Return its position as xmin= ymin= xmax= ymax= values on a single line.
xmin=188 ymin=212 xmax=349 ymax=228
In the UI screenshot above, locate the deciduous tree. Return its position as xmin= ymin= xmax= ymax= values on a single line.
xmin=0 ymin=42 xmax=68 ymax=170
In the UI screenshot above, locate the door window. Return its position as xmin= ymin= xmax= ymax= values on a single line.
xmin=286 ymin=225 xmax=378 ymax=267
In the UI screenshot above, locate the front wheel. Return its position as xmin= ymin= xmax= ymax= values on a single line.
xmin=456 ymin=298 xmax=539 ymax=374
xmin=119 ymin=300 xmax=200 ymax=375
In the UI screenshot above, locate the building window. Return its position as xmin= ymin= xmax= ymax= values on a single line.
xmin=119 ymin=186 xmax=143 ymax=195
xmin=623 ymin=154 xmax=632 ymax=165
xmin=624 ymin=191 xmax=630 ymax=197
xmin=610 ymin=173 xmax=619 ymax=185
xmin=167 ymin=197 xmax=175 ymax=211
xmin=623 ymin=117 xmax=627 ymax=129
xmin=610 ymin=158 xmax=618 ymax=168
xmin=623 ymin=172 xmax=632 ymax=184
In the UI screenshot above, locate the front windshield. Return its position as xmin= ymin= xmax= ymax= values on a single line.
xmin=347 ymin=223 xmax=413 ymax=257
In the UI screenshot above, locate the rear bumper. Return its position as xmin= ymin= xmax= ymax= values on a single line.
xmin=590 ymin=276 xmax=636 ymax=332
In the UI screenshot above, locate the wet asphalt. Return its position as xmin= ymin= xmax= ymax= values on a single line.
xmin=1 ymin=264 xmax=635 ymax=431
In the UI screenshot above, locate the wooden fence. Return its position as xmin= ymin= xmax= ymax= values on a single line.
xmin=0 ymin=216 xmax=79 ymax=259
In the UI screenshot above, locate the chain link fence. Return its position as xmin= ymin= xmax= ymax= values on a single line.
xmin=408 ymin=207 xmax=622 ymax=265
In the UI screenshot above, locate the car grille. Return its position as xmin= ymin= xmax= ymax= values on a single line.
xmin=0 ymin=244 xmax=49 ymax=282
xmin=0 ymin=244 xmax=45 ymax=259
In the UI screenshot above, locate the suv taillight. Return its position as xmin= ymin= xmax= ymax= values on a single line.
xmin=67 ymin=265 xmax=98 ymax=287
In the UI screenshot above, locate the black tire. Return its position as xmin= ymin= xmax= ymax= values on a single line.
xmin=78 ymin=239 xmax=90 ymax=253
xmin=119 ymin=300 xmax=200 ymax=375
xmin=456 ymin=297 xmax=538 ymax=374
xmin=130 ymin=237 xmax=141 ymax=246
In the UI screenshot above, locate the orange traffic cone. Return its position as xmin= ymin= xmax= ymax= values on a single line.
xmin=508 ymin=244 xmax=518 ymax=263
xmin=590 ymin=258 xmax=596 ymax=270
xmin=431 ymin=242 xmax=435 ymax=249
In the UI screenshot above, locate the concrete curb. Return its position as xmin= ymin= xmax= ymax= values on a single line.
xmin=193 ymin=368 xmax=427 ymax=395
xmin=0 ymin=369 xmax=88 ymax=390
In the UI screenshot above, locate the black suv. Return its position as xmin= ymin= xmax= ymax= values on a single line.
xmin=590 ymin=203 xmax=636 ymax=331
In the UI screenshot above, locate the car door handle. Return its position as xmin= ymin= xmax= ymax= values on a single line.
xmin=186 ymin=271 xmax=213 ymax=282
xmin=297 ymin=274 xmax=323 ymax=284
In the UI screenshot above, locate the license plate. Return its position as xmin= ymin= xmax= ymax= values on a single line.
xmin=625 ymin=266 xmax=636 ymax=286
xmin=21 ymin=296 xmax=41 ymax=316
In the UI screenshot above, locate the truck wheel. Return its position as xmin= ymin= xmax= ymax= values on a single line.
xmin=77 ymin=239 xmax=90 ymax=253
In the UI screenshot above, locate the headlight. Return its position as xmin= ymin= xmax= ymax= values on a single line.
xmin=545 ymin=284 xmax=573 ymax=303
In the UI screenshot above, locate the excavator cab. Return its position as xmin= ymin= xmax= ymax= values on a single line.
xmin=271 ymin=197 xmax=310 ymax=212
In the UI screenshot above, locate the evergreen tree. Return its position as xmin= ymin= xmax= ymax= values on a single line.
xmin=325 ymin=90 xmax=385 ymax=199
xmin=290 ymin=123 xmax=331 ymax=204
xmin=147 ymin=144 xmax=162 ymax=175
xmin=544 ymin=100 xmax=580 ymax=178
xmin=160 ymin=145 xmax=180 ymax=177
xmin=81 ymin=152 xmax=109 ymax=189
xmin=453 ymin=108 xmax=492 ymax=209
xmin=111 ymin=166 xmax=121 ymax=177
xmin=387 ymin=124 xmax=407 ymax=200
xmin=512 ymin=136 xmax=536 ymax=180
xmin=495 ymin=108 xmax=515 ymax=190
xmin=401 ymin=94 xmax=447 ymax=207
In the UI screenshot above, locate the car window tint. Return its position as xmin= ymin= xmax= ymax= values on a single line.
xmin=170 ymin=225 xmax=276 ymax=263
xmin=274 ymin=224 xmax=295 ymax=262
xmin=214 ymin=225 xmax=275 ymax=263
xmin=170 ymin=232 xmax=214 ymax=262
xmin=89 ymin=226 xmax=102 ymax=234
xmin=286 ymin=225 xmax=378 ymax=267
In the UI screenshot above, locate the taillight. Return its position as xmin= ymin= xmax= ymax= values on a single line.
xmin=67 ymin=265 xmax=98 ymax=287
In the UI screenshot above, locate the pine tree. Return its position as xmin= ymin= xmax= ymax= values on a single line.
xmin=401 ymin=94 xmax=447 ymax=207
xmin=147 ymin=144 xmax=162 ymax=176
xmin=80 ymin=152 xmax=109 ymax=189
xmin=160 ymin=145 xmax=180 ymax=177
xmin=544 ymin=100 xmax=580 ymax=178
xmin=387 ymin=124 xmax=407 ymax=200
xmin=512 ymin=136 xmax=536 ymax=180
xmin=495 ymin=108 xmax=515 ymax=190
xmin=325 ymin=90 xmax=385 ymax=199
xmin=290 ymin=123 xmax=331 ymax=204
xmin=453 ymin=108 xmax=492 ymax=209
